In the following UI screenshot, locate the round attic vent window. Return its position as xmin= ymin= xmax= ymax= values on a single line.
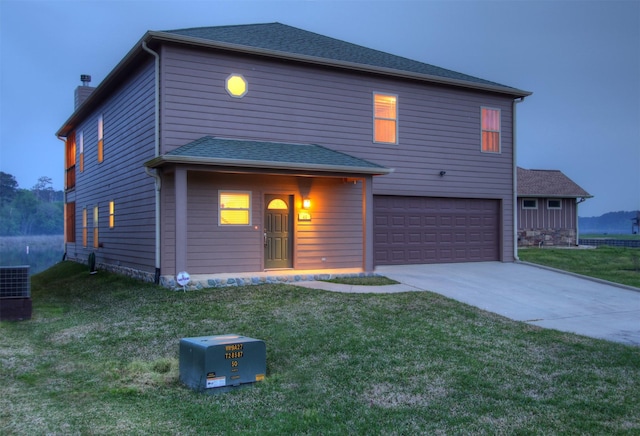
xmin=226 ymin=74 xmax=248 ymax=98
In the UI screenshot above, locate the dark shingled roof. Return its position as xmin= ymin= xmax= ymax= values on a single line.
xmin=517 ymin=168 xmax=592 ymax=198
xmin=145 ymin=137 xmax=391 ymax=175
xmin=162 ymin=23 xmax=526 ymax=94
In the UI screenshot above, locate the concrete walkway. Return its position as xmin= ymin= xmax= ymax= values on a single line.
xmin=294 ymin=262 xmax=640 ymax=346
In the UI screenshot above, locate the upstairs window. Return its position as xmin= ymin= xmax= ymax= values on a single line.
xmin=97 ymin=114 xmax=104 ymax=163
xmin=226 ymin=74 xmax=248 ymax=98
xmin=65 ymin=132 xmax=76 ymax=190
xmin=78 ymin=131 xmax=84 ymax=172
xmin=481 ymin=107 xmax=501 ymax=153
xmin=219 ymin=191 xmax=251 ymax=225
xmin=374 ymin=93 xmax=397 ymax=144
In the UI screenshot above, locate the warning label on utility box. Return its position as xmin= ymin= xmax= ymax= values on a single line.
xmin=206 ymin=375 xmax=226 ymax=388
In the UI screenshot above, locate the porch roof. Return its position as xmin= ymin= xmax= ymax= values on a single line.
xmin=144 ymin=137 xmax=393 ymax=175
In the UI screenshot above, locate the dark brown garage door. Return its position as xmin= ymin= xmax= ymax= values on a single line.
xmin=374 ymin=196 xmax=500 ymax=265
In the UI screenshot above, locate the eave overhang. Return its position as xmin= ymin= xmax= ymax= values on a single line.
xmin=144 ymin=155 xmax=393 ymax=176
xmin=145 ymin=31 xmax=532 ymax=99
xmin=518 ymin=193 xmax=594 ymax=199
xmin=56 ymin=28 xmax=531 ymax=138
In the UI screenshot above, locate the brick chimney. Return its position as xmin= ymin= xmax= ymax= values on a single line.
xmin=74 ymin=74 xmax=95 ymax=109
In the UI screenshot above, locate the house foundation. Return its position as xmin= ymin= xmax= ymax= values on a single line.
xmin=518 ymin=228 xmax=577 ymax=247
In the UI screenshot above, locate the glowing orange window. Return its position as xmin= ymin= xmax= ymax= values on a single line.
xmin=374 ymin=93 xmax=397 ymax=144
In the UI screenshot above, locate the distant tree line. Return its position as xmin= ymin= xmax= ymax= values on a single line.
xmin=579 ymin=210 xmax=640 ymax=235
xmin=0 ymin=172 xmax=64 ymax=236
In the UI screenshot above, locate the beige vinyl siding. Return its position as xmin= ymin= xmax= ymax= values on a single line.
xmin=67 ymin=60 xmax=157 ymax=273
xmin=159 ymin=45 xmax=516 ymax=263
xmin=160 ymin=172 xmax=364 ymax=275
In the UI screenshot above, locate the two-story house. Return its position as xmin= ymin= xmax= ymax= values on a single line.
xmin=57 ymin=23 xmax=531 ymax=286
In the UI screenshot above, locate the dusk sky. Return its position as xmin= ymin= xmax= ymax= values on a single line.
xmin=1 ymin=0 xmax=638 ymax=217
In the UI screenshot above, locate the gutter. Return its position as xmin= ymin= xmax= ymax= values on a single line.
xmin=144 ymin=154 xmax=393 ymax=176
xmin=146 ymin=31 xmax=533 ymax=99
xmin=575 ymin=197 xmax=587 ymax=245
xmin=513 ymin=97 xmax=526 ymax=261
xmin=141 ymin=41 xmax=162 ymax=284
xmin=57 ymin=135 xmax=68 ymax=258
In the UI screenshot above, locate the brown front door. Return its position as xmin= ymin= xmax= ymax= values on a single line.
xmin=264 ymin=194 xmax=293 ymax=269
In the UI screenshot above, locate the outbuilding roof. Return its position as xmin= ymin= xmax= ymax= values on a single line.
xmin=517 ymin=167 xmax=592 ymax=198
xmin=144 ymin=137 xmax=392 ymax=176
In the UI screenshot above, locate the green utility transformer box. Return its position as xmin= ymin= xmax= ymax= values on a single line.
xmin=179 ymin=334 xmax=266 ymax=392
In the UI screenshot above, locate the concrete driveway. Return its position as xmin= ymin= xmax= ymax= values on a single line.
xmin=375 ymin=262 xmax=640 ymax=346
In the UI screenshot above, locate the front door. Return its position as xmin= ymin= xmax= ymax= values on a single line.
xmin=264 ymin=194 xmax=293 ymax=269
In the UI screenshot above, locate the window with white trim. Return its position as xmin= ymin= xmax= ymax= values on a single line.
xmin=481 ymin=107 xmax=501 ymax=153
xmin=93 ymin=206 xmax=99 ymax=248
xmin=547 ymin=199 xmax=562 ymax=209
xmin=522 ymin=199 xmax=538 ymax=209
xmin=109 ymin=201 xmax=115 ymax=228
xmin=374 ymin=93 xmax=397 ymax=144
xmin=219 ymin=191 xmax=251 ymax=225
xmin=97 ymin=114 xmax=104 ymax=163
xmin=78 ymin=131 xmax=84 ymax=172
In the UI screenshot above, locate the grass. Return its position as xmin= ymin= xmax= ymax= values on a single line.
xmin=519 ymin=246 xmax=640 ymax=288
xmin=1 ymin=261 xmax=639 ymax=434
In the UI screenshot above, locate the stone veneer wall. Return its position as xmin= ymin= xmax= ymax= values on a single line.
xmin=160 ymin=272 xmax=379 ymax=291
xmin=518 ymin=228 xmax=577 ymax=247
xmin=67 ymin=256 xmax=377 ymax=291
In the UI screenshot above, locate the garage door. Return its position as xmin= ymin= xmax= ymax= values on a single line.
xmin=374 ymin=196 xmax=500 ymax=265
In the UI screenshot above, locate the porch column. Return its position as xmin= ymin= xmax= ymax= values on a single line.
xmin=175 ymin=167 xmax=187 ymax=274
xmin=362 ymin=176 xmax=374 ymax=271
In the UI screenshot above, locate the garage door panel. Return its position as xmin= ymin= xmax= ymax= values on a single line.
xmin=392 ymin=216 xmax=406 ymax=226
xmin=392 ymin=232 xmax=405 ymax=243
xmin=455 ymin=216 xmax=467 ymax=227
xmin=424 ymin=216 xmax=437 ymax=227
xmin=375 ymin=215 xmax=389 ymax=226
xmin=374 ymin=196 xmax=500 ymax=265
xmin=408 ymin=216 xmax=421 ymax=226
xmin=408 ymin=232 xmax=421 ymax=243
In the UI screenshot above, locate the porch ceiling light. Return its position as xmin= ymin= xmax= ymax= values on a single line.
xmin=226 ymin=74 xmax=248 ymax=98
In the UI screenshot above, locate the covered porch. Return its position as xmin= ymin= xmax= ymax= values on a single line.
xmin=144 ymin=137 xmax=391 ymax=286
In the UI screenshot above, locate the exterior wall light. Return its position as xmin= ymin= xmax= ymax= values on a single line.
xmin=226 ymin=74 xmax=248 ymax=98
xmin=302 ymin=199 xmax=311 ymax=209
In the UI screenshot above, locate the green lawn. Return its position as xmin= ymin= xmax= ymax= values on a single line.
xmin=519 ymin=246 xmax=640 ymax=288
xmin=1 ymin=261 xmax=639 ymax=434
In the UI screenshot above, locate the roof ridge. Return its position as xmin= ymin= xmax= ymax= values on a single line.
xmin=159 ymin=22 xmax=527 ymax=94
xmin=162 ymin=22 xmax=280 ymax=34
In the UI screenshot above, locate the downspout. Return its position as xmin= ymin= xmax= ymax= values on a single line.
xmin=576 ymin=197 xmax=586 ymax=246
xmin=142 ymin=40 xmax=162 ymax=284
xmin=57 ymin=135 xmax=68 ymax=259
xmin=513 ymin=97 xmax=525 ymax=261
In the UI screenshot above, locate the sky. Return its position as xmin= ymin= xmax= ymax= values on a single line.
xmin=0 ymin=0 xmax=638 ymax=217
